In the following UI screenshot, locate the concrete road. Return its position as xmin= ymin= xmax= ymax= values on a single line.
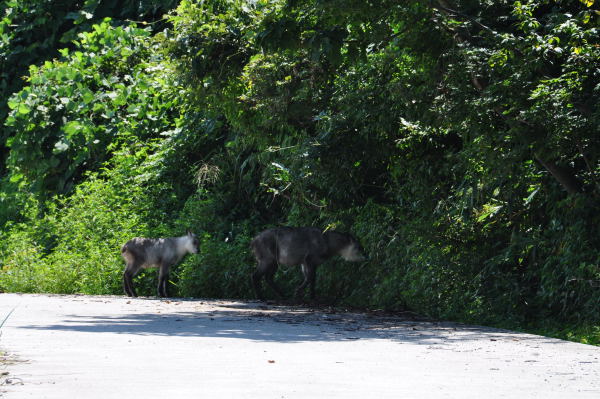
xmin=0 ymin=293 xmax=598 ymax=398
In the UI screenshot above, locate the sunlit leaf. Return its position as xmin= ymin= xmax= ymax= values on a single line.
xmin=17 ymin=104 xmax=31 ymax=115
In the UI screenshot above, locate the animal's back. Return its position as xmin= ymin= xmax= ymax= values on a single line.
xmin=121 ymin=237 xmax=171 ymax=268
xmin=252 ymin=227 xmax=327 ymax=266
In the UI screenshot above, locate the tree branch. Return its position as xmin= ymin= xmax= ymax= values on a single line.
xmin=431 ymin=0 xmax=496 ymax=34
xmin=534 ymin=155 xmax=583 ymax=195
xmin=431 ymin=0 xmax=585 ymax=195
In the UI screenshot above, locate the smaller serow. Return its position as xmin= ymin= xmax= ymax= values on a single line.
xmin=121 ymin=231 xmax=199 ymax=297
xmin=251 ymin=227 xmax=368 ymax=301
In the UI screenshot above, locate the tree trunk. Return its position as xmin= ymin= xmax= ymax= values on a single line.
xmin=534 ymin=155 xmax=583 ymax=195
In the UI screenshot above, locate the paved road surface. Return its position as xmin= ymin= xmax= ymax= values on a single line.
xmin=1 ymin=293 xmax=599 ymax=398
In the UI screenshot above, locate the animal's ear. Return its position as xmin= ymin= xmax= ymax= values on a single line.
xmin=187 ymin=229 xmax=193 ymax=236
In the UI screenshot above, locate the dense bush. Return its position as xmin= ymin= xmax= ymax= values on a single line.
xmin=4 ymin=20 xmax=176 ymax=196
xmin=0 ymin=158 xmax=148 ymax=293
xmin=0 ymin=0 xmax=179 ymax=172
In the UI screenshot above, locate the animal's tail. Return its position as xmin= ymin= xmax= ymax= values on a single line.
xmin=120 ymin=242 xmax=135 ymax=264
xmin=249 ymin=237 xmax=258 ymax=255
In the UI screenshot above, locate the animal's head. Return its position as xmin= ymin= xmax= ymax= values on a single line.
xmin=336 ymin=233 xmax=368 ymax=262
xmin=185 ymin=230 xmax=200 ymax=254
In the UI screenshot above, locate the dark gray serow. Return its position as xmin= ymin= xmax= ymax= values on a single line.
xmin=121 ymin=231 xmax=199 ymax=297
xmin=251 ymin=227 xmax=368 ymax=300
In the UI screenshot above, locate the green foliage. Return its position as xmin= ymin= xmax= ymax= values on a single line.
xmin=0 ymin=228 xmax=46 ymax=293
xmin=4 ymin=20 xmax=177 ymax=197
xmin=546 ymin=324 xmax=600 ymax=346
xmin=176 ymin=228 xmax=256 ymax=299
xmin=0 ymin=0 xmax=179 ymax=173
xmin=0 ymin=165 xmax=148 ymax=294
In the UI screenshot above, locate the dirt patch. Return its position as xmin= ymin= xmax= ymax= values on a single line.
xmin=1 ymin=350 xmax=26 ymax=394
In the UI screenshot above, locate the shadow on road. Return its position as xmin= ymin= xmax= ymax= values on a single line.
xmin=15 ymin=298 xmax=556 ymax=345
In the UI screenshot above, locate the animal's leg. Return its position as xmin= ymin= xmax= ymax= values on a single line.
xmin=123 ymin=263 xmax=139 ymax=297
xmin=252 ymin=260 xmax=279 ymax=300
xmin=158 ymin=264 xmax=171 ymax=297
xmin=264 ymin=267 xmax=285 ymax=299
xmin=295 ymin=263 xmax=316 ymax=300
xmin=308 ymin=265 xmax=318 ymax=300
xmin=251 ymin=268 xmax=264 ymax=300
xmin=123 ymin=270 xmax=133 ymax=297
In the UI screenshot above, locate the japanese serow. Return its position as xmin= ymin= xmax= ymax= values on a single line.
xmin=250 ymin=227 xmax=368 ymax=300
xmin=121 ymin=231 xmax=199 ymax=297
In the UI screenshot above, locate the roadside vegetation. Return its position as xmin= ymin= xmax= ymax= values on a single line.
xmin=0 ymin=0 xmax=598 ymax=345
